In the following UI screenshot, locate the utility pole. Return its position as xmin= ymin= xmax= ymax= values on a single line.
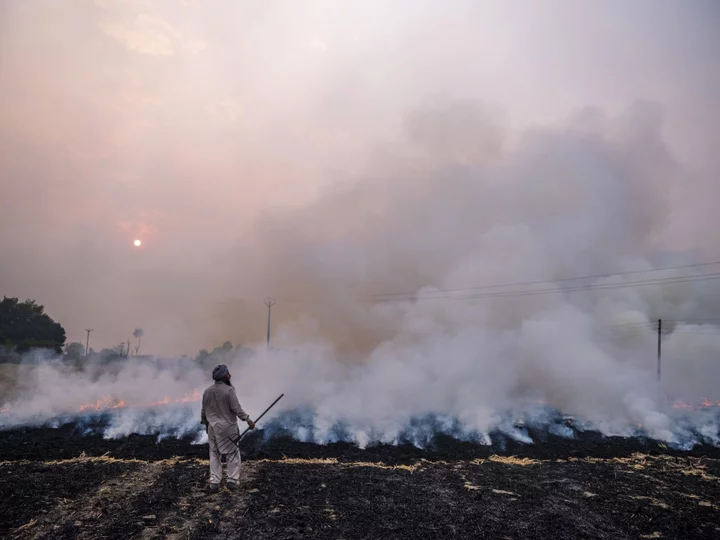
xmin=264 ymin=298 xmax=276 ymax=350
xmin=85 ymin=328 xmax=93 ymax=356
xmin=657 ymin=319 xmax=662 ymax=382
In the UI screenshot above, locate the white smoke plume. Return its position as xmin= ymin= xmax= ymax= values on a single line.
xmin=2 ymin=102 xmax=720 ymax=450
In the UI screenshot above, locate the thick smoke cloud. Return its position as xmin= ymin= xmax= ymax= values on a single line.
xmin=1 ymin=0 xmax=719 ymax=353
xmin=3 ymin=103 xmax=720 ymax=449
xmin=1 ymin=2 xmax=719 ymax=446
xmin=220 ymin=102 xmax=720 ymax=445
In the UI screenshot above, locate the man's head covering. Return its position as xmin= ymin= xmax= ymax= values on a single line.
xmin=212 ymin=364 xmax=229 ymax=381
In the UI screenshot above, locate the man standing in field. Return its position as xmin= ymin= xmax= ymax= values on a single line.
xmin=201 ymin=364 xmax=255 ymax=491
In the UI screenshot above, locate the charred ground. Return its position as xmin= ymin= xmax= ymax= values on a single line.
xmin=3 ymin=415 xmax=720 ymax=463
xmin=1 ymin=419 xmax=719 ymax=539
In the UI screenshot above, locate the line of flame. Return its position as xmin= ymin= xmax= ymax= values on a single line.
xmin=0 ymin=388 xmax=202 ymax=416
xmin=1 ymin=392 xmax=718 ymax=416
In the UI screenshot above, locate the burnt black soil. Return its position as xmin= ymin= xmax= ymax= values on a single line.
xmin=1 ymin=421 xmax=720 ymax=540
xmin=0 ymin=458 xmax=141 ymax=538
xmin=1 ymin=453 xmax=719 ymax=540
xmin=242 ymin=457 xmax=720 ymax=540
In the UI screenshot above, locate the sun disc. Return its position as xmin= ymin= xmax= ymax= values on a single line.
xmin=133 ymin=239 xmax=142 ymax=247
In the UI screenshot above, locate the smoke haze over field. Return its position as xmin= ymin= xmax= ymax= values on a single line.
xmin=1 ymin=0 xmax=719 ymax=353
xmin=1 ymin=1 xmax=720 ymax=444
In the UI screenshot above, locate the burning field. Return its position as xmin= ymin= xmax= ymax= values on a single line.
xmin=1 ymin=358 xmax=720 ymax=539
xmin=3 ymin=1 xmax=720 ymax=538
xmin=1 ymin=408 xmax=720 ymax=540
xmin=2 ymin=360 xmax=720 ymax=539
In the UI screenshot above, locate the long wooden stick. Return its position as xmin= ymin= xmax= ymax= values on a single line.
xmin=230 ymin=393 xmax=284 ymax=446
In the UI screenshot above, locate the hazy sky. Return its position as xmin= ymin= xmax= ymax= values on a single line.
xmin=1 ymin=0 xmax=719 ymax=354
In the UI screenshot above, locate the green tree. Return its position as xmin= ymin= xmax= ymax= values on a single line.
xmin=195 ymin=341 xmax=256 ymax=369
xmin=0 ymin=297 xmax=66 ymax=354
xmin=216 ymin=341 xmax=234 ymax=354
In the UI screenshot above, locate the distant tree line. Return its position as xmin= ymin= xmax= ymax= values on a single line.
xmin=194 ymin=341 xmax=256 ymax=369
xmin=1 ymin=295 xmax=256 ymax=368
xmin=62 ymin=341 xmax=135 ymax=365
xmin=58 ymin=339 xmax=257 ymax=371
xmin=0 ymin=297 xmax=66 ymax=361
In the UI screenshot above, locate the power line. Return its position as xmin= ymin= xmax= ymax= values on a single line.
xmin=601 ymin=329 xmax=653 ymax=336
xmin=381 ymin=273 xmax=720 ymax=301
xmin=668 ymin=331 xmax=720 ymax=336
xmin=602 ymin=320 xmax=720 ymax=333
xmin=603 ymin=319 xmax=720 ymax=331
xmin=663 ymin=318 xmax=720 ymax=324
xmin=370 ymin=260 xmax=720 ymax=299
xmin=603 ymin=327 xmax=720 ymax=335
xmin=372 ymin=272 xmax=720 ymax=303
xmin=603 ymin=322 xmax=655 ymax=329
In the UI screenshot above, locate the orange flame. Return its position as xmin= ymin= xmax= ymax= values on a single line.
xmin=0 ymin=390 xmax=203 ymax=416
xmin=3 ymin=393 xmax=719 ymax=416
xmin=79 ymin=397 xmax=126 ymax=411
xmin=77 ymin=388 xmax=201 ymax=413
xmin=177 ymin=389 xmax=201 ymax=403
xmin=149 ymin=397 xmax=170 ymax=407
xmin=699 ymin=397 xmax=720 ymax=408
xmin=672 ymin=398 xmax=720 ymax=411
xmin=672 ymin=401 xmax=694 ymax=410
